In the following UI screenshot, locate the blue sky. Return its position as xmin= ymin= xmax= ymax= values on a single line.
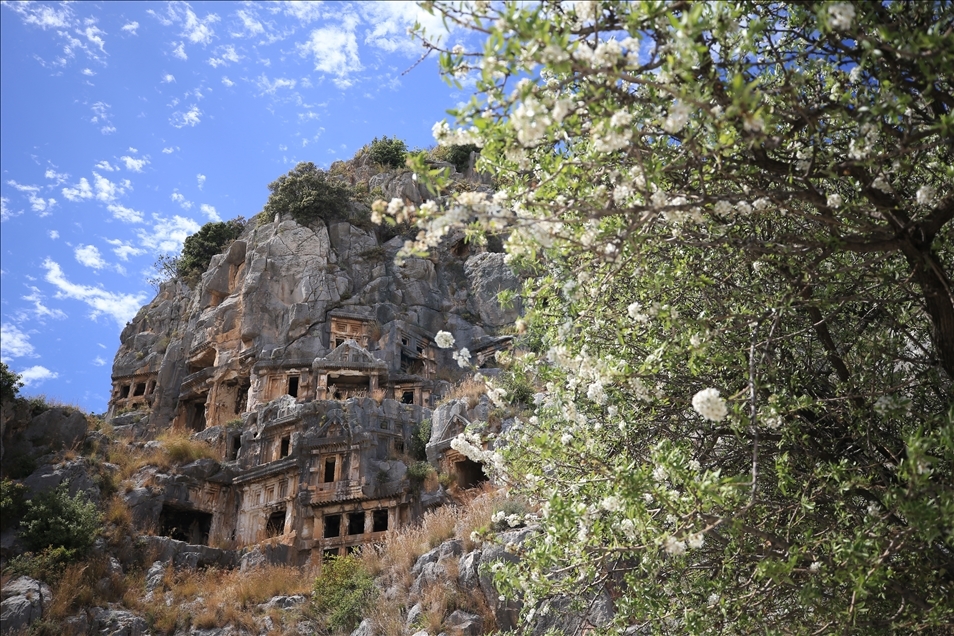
xmin=0 ymin=1 xmax=471 ymax=413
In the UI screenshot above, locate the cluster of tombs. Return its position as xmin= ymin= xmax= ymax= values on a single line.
xmin=109 ymin=310 xmax=511 ymax=564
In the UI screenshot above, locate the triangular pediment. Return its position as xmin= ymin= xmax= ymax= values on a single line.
xmin=314 ymin=339 xmax=387 ymax=370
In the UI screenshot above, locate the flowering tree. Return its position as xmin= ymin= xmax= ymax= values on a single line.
xmin=385 ymin=1 xmax=953 ymax=632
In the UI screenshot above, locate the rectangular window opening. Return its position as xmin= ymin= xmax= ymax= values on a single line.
xmin=348 ymin=511 xmax=365 ymax=535
xmin=280 ymin=436 xmax=291 ymax=458
xmin=119 ymin=385 xmax=130 ymax=399
xmin=372 ymin=509 xmax=388 ymax=532
xmin=323 ymin=514 xmax=341 ymax=539
xmin=133 ymin=382 xmax=146 ymax=397
xmin=324 ymin=458 xmax=336 ymax=483
xmin=266 ymin=509 xmax=286 ymax=537
xmin=229 ymin=436 xmax=241 ymax=461
xmin=401 ymin=391 xmax=414 ymax=405
xmin=287 ymin=376 xmax=299 ymax=398
xmin=323 ymin=548 xmax=340 ymax=561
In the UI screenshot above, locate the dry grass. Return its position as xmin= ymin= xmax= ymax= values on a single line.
xmin=128 ymin=564 xmax=316 ymax=635
xmin=362 ymin=484 xmax=506 ymax=633
xmin=105 ymin=429 xmax=218 ymax=483
xmin=157 ymin=429 xmax=218 ymax=464
xmin=441 ymin=378 xmax=488 ymax=409
xmin=47 ymin=556 xmax=128 ymax=621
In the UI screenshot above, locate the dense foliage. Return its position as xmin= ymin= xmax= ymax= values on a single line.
xmin=264 ymin=162 xmax=353 ymax=227
xmin=1 ymin=361 xmax=22 ymax=405
xmin=368 ymin=135 xmax=409 ymax=168
xmin=177 ymin=219 xmax=246 ymax=280
xmin=312 ymin=554 xmax=375 ymax=631
xmin=382 ymin=1 xmax=954 ymax=633
xmin=19 ymin=481 xmax=101 ymax=559
xmin=432 ymin=142 xmax=481 ymax=173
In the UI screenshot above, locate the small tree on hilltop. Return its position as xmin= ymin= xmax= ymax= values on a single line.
xmin=177 ymin=218 xmax=246 ymax=281
xmin=368 ymin=136 xmax=408 ymax=169
xmin=264 ymin=162 xmax=352 ymax=227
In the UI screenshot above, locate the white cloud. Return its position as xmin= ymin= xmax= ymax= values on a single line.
xmin=197 ymin=174 xmax=206 ymax=190
xmin=208 ymin=44 xmax=241 ymax=67
xmin=137 ymin=214 xmax=200 ymax=253
xmin=49 ymin=230 xmax=59 ymax=239
xmin=92 ymin=172 xmax=130 ymax=203
xmin=221 ymin=76 xmax=235 ymax=87
xmin=93 ymin=356 xmax=107 ymax=366
xmin=256 ymin=74 xmax=297 ymax=94
xmin=1 ymin=197 xmax=20 ymax=222
xmin=18 ymin=365 xmax=58 ymax=387
xmin=81 ymin=68 xmax=95 ymax=76
xmin=298 ymin=19 xmax=362 ymax=84
xmin=6 ymin=181 xmax=56 ymax=216
xmin=75 ymin=244 xmax=107 ymax=270
xmin=5 ymin=3 xmax=72 ymax=30
xmin=106 ymin=203 xmax=144 ymax=223
xmin=172 ymin=41 xmax=188 ymax=60
xmin=162 ymin=73 xmax=176 ymax=83
xmin=120 ymin=155 xmax=149 ymax=172
xmin=151 ymin=4 xmax=219 ymax=45
xmin=359 ymin=2 xmax=447 ymax=55
xmin=171 ymin=190 xmax=193 ymax=210
xmin=45 ymin=169 xmax=69 ymax=184
xmin=82 ymin=24 xmax=106 ymax=54
xmin=162 ymin=147 xmax=177 ymax=154
xmin=90 ymin=101 xmax=116 ymax=134
xmin=42 ymin=259 xmax=148 ymax=327
xmin=94 ymin=160 xmax=117 ymax=171
xmin=121 ymin=21 xmax=139 ymax=35
xmin=171 ymin=105 xmax=202 ymax=128
xmin=283 ymin=1 xmax=325 ymax=24
xmin=106 ymin=238 xmax=145 ymax=261
xmin=232 ymin=8 xmax=265 ymax=37
xmin=200 ymin=203 xmax=220 ymax=221
xmin=62 ymin=177 xmax=94 ymax=201
xmin=1 ymin=323 xmax=36 ymax=360
xmin=21 ymin=286 xmax=67 ymax=321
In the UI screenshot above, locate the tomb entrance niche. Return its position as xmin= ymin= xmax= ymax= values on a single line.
xmin=158 ymin=504 xmax=212 ymax=545
xmin=184 ymin=396 xmax=208 ymax=432
xmin=454 ymin=458 xmax=488 ymax=490
xmin=266 ymin=508 xmax=287 ymax=537
xmin=327 ymin=373 xmax=372 ymax=400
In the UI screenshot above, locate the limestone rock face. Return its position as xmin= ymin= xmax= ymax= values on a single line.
xmin=0 ymin=577 xmax=51 ymax=635
xmin=104 ymin=177 xmax=520 ymax=563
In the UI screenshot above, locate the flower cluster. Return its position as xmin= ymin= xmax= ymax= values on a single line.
xmin=691 ymin=388 xmax=728 ymax=422
xmin=435 ymin=330 xmax=455 ymax=349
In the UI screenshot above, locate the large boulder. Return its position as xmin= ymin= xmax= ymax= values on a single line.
xmin=0 ymin=577 xmax=52 ymax=634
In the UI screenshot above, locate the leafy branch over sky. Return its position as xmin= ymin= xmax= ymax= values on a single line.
xmin=375 ymin=1 xmax=954 ymax=632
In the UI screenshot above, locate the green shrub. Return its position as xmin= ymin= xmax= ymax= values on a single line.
xmin=1 ymin=478 xmax=28 ymax=530
xmin=368 ymin=136 xmax=407 ymax=168
xmin=443 ymin=143 xmax=480 ymax=173
xmin=312 ymin=555 xmax=375 ymax=631
xmin=6 ymin=547 xmax=76 ymax=583
xmin=1 ymin=361 xmax=22 ymax=406
xmin=409 ymin=419 xmax=431 ymax=461
xmin=264 ymin=162 xmax=352 ymax=228
xmin=407 ymin=461 xmax=433 ymax=484
xmin=178 ymin=218 xmax=245 ymax=280
xmin=19 ymin=481 xmax=101 ymax=558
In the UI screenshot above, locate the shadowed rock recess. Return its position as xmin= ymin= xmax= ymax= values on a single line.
xmin=105 ymin=164 xmax=520 ymax=565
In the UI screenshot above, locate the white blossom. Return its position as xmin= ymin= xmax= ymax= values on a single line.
xmin=916 ymin=185 xmax=936 ymax=207
xmin=692 ymin=388 xmax=728 ymax=422
xmin=435 ymin=330 xmax=455 ymax=349
xmin=663 ymin=536 xmax=686 ymax=556
xmin=687 ymin=532 xmax=705 ymax=549
xmin=453 ymin=347 xmax=472 ymax=368
xmin=663 ymin=101 xmax=691 ymax=134
xmin=827 ymin=193 xmax=843 ymax=208
xmin=601 ymin=496 xmax=622 ymax=512
xmin=587 ymin=381 xmax=607 ymax=404
xmin=809 ymin=561 xmax=822 ymax=573
xmin=827 ymin=3 xmax=855 ymax=31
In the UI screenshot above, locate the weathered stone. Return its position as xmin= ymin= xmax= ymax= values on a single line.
xmin=0 ymin=577 xmax=52 ymax=636
xmin=445 ymin=610 xmax=482 ymax=636
xmin=145 ymin=561 xmax=166 ymax=592
xmin=88 ymin=608 xmax=148 ymax=636
xmin=457 ymin=550 xmax=482 ymax=589
xmin=349 ymin=618 xmax=374 ymax=636
xmin=21 ymin=458 xmax=100 ymax=501
xmin=406 ymin=602 xmax=424 ymax=630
